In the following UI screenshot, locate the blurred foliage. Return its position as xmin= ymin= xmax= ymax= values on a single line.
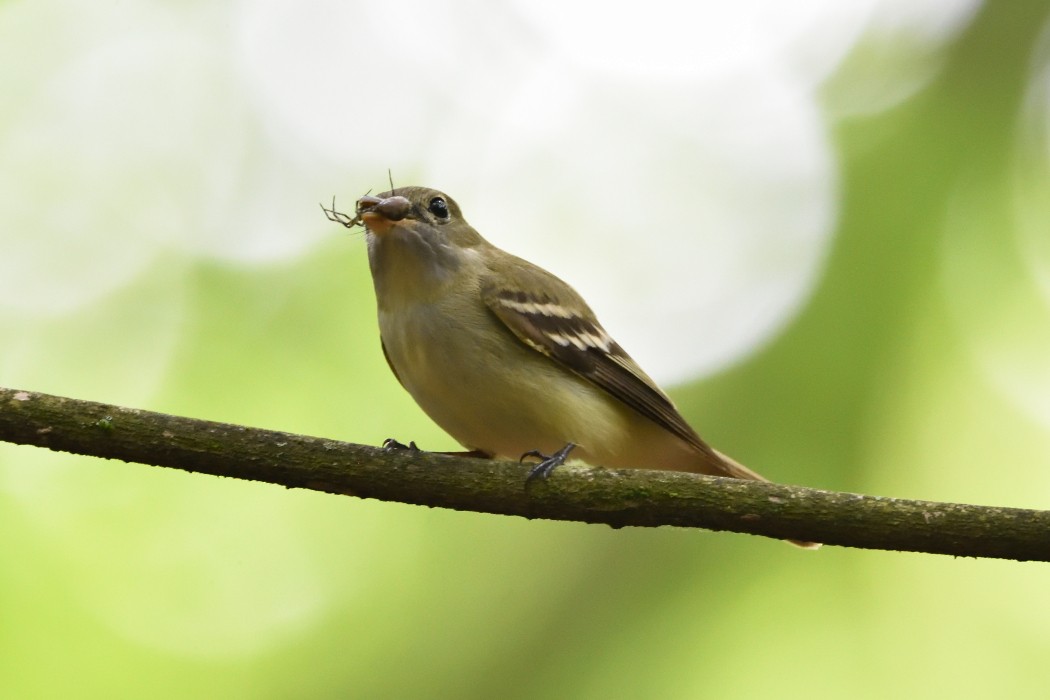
xmin=3 ymin=2 xmax=1050 ymax=699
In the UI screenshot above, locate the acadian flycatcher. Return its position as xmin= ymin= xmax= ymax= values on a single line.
xmin=324 ymin=186 xmax=817 ymax=548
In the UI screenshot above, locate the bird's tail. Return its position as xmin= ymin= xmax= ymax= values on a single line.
xmin=711 ymin=448 xmax=770 ymax=481
xmin=711 ymin=449 xmax=822 ymax=550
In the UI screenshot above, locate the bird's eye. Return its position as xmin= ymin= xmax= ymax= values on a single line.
xmin=428 ymin=196 xmax=449 ymax=219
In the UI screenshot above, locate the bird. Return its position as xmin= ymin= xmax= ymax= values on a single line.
xmin=323 ymin=185 xmax=818 ymax=548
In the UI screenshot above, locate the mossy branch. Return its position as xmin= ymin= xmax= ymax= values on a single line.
xmin=1 ymin=387 xmax=1047 ymax=561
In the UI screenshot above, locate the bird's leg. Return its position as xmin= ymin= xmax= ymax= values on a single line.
xmin=521 ymin=442 xmax=577 ymax=483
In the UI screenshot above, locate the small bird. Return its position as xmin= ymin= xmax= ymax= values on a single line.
xmin=324 ymin=186 xmax=817 ymax=547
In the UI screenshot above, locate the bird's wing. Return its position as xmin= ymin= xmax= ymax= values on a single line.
xmin=480 ymin=256 xmax=712 ymax=456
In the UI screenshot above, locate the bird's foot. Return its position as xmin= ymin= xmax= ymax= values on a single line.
xmin=521 ymin=442 xmax=577 ymax=483
xmin=382 ymin=438 xmax=419 ymax=451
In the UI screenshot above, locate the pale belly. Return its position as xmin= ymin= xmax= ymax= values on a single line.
xmin=377 ymin=299 xmax=705 ymax=472
xmin=378 ymin=299 xmax=628 ymax=460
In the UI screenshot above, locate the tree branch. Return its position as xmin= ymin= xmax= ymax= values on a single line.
xmin=1 ymin=387 xmax=1046 ymax=561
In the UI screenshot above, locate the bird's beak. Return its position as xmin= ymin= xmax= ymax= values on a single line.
xmin=357 ymin=195 xmax=411 ymax=235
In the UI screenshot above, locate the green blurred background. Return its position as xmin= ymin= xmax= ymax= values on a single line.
xmin=3 ymin=1 xmax=1050 ymax=697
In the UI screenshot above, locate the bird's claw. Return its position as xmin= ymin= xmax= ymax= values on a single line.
xmin=521 ymin=442 xmax=577 ymax=484
xmin=383 ymin=438 xmax=419 ymax=451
